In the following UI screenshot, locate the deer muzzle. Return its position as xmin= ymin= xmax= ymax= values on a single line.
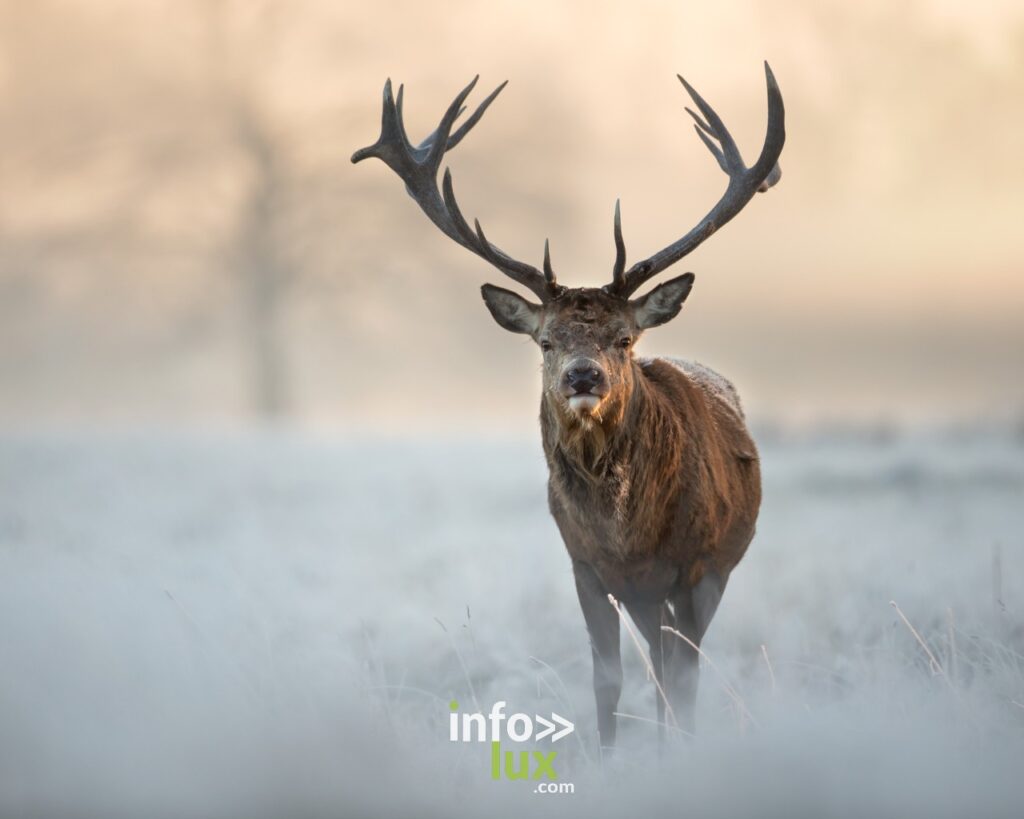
xmin=561 ymin=358 xmax=609 ymax=415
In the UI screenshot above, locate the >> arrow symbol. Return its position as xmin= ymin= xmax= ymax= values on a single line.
xmin=535 ymin=712 xmax=574 ymax=742
xmin=534 ymin=714 xmax=555 ymax=741
xmin=551 ymin=712 xmax=574 ymax=742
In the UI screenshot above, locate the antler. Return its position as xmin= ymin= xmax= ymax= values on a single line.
xmin=351 ymin=76 xmax=564 ymax=302
xmin=606 ymin=62 xmax=786 ymax=299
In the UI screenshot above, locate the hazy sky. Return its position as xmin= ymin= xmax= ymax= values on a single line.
xmin=1 ymin=0 xmax=1022 ymax=428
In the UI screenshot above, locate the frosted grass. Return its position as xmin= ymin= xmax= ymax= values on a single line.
xmin=0 ymin=427 xmax=1021 ymax=817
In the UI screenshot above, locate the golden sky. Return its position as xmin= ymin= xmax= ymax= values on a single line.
xmin=1 ymin=0 xmax=1022 ymax=427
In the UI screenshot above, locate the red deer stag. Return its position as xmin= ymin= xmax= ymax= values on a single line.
xmin=352 ymin=65 xmax=785 ymax=750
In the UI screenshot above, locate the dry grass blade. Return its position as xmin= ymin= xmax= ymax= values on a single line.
xmin=661 ymin=625 xmax=760 ymax=729
xmin=528 ymin=655 xmax=592 ymax=763
xmin=607 ymin=593 xmax=679 ymax=729
xmin=890 ymin=600 xmax=960 ymax=698
xmin=613 ymin=710 xmax=692 ymax=738
xmin=947 ymin=607 xmax=959 ymax=687
xmin=761 ymin=644 xmax=777 ymax=696
xmin=434 ymin=616 xmax=482 ymax=713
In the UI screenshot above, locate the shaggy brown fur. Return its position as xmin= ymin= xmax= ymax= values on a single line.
xmin=543 ymin=355 xmax=760 ymax=600
xmin=482 ymin=284 xmax=762 ymax=746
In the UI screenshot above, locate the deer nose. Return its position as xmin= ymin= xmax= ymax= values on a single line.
xmin=565 ymin=364 xmax=603 ymax=394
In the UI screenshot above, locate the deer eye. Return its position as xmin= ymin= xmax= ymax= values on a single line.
xmin=617 ymin=336 xmax=632 ymax=349
xmin=540 ymin=340 xmax=552 ymax=352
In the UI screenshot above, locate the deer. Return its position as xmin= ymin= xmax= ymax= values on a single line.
xmin=351 ymin=64 xmax=785 ymax=751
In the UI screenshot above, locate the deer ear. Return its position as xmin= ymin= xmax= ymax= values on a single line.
xmin=481 ymin=284 xmax=542 ymax=336
xmin=630 ymin=273 xmax=695 ymax=329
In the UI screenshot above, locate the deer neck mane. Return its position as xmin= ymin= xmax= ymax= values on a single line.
xmin=541 ymin=359 xmax=669 ymax=482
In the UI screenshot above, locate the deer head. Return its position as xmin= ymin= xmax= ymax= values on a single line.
xmin=351 ymin=67 xmax=785 ymax=424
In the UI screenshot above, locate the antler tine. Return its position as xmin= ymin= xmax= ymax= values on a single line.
xmin=413 ymin=79 xmax=509 ymax=160
xmin=677 ymin=74 xmax=743 ymax=169
xmin=352 ymin=77 xmax=562 ymax=302
xmin=611 ymin=199 xmax=626 ymax=288
xmin=686 ymin=108 xmax=728 ymax=174
xmin=394 ymin=84 xmax=414 ymax=153
xmin=751 ymin=62 xmax=785 ymax=189
xmin=351 ymin=79 xmax=405 ymax=168
xmin=447 ymin=80 xmax=508 ymax=151
xmin=543 ymin=239 xmax=556 ymax=284
xmin=423 ymin=76 xmax=480 ymax=170
xmin=440 ymin=168 xmax=555 ymax=299
xmin=608 ymin=63 xmax=786 ymax=298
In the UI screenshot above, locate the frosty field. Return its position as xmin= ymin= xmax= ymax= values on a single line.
xmin=1 ymin=427 xmax=1022 ymax=818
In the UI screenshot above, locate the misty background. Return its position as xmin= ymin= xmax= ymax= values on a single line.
xmin=2 ymin=0 xmax=1023 ymax=429
xmin=2 ymin=3 xmax=1024 ymax=818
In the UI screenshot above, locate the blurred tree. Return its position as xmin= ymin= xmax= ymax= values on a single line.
xmin=205 ymin=0 xmax=294 ymax=418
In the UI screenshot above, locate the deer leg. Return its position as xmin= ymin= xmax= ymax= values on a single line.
xmin=572 ymin=561 xmax=621 ymax=754
xmin=666 ymin=570 xmax=727 ymax=735
xmin=624 ymin=599 xmax=674 ymax=742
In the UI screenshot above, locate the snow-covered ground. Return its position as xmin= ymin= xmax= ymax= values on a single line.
xmin=1 ymin=427 xmax=1022 ymax=818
